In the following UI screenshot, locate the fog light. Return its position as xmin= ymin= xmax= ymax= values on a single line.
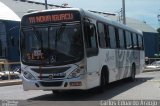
xmin=69 ymin=81 xmax=82 ymax=86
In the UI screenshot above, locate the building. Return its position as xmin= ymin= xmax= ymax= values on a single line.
xmin=0 ymin=1 xmax=21 ymax=71
xmin=0 ymin=1 xmax=20 ymax=62
xmin=0 ymin=0 xmax=63 ymax=18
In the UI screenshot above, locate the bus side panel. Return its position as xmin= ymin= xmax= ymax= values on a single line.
xmin=115 ymin=49 xmax=136 ymax=80
xmin=99 ymin=49 xmax=117 ymax=83
xmin=86 ymin=56 xmax=100 ymax=89
xmin=132 ymin=50 xmax=141 ymax=75
xmin=98 ymin=49 xmax=143 ymax=84
xmin=139 ymin=51 xmax=145 ymax=74
xmin=116 ymin=49 xmax=130 ymax=80
xmin=99 ymin=49 xmax=133 ymax=83
xmin=107 ymin=49 xmax=140 ymax=81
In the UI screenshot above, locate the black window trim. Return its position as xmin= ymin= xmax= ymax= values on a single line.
xmin=95 ymin=20 xmax=144 ymax=51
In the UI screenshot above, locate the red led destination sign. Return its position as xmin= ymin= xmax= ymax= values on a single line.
xmin=21 ymin=11 xmax=81 ymax=26
xmin=28 ymin=13 xmax=74 ymax=24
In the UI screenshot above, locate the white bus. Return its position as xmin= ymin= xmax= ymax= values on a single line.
xmin=20 ymin=8 xmax=145 ymax=93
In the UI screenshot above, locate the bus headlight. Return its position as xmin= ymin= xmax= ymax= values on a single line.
xmin=23 ymin=71 xmax=36 ymax=80
xmin=68 ymin=68 xmax=85 ymax=79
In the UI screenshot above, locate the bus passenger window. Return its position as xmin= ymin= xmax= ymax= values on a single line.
xmin=104 ymin=25 xmax=110 ymax=48
xmin=109 ymin=26 xmax=116 ymax=48
xmin=132 ymin=33 xmax=138 ymax=49
xmin=97 ymin=22 xmax=106 ymax=48
xmin=123 ymin=30 xmax=127 ymax=49
xmin=125 ymin=31 xmax=133 ymax=49
xmin=118 ymin=29 xmax=125 ymax=49
xmin=138 ymin=35 xmax=144 ymax=50
xmin=115 ymin=28 xmax=120 ymax=48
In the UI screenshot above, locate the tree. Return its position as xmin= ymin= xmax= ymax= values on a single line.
xmin=157 ymin=27 xmax=160 ymax=33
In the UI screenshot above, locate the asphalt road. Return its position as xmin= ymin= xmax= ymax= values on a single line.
xmin=0 ymin=71 xmax=160 ymax=106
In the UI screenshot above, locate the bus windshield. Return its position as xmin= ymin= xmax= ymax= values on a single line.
xmin=21 ymin=24 xmax=84 ymax=65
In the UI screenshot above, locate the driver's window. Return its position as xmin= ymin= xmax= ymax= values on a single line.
xmin=84 ymin=23 xmax=97 ymax=48
xmin=84 ymin=22 xmax=98 ymax=57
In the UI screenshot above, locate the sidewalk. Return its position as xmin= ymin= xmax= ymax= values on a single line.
xmin=0 ymin=79 xmax=22 ymax=87
xmin=143 ymin=68 xmax=160 ymax=72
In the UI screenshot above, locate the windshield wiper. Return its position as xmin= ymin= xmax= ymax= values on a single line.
xmin=32 ymin=27 xmax=43 ymax=44
xmin=63 ymin=53 xmax=76 ymax=59
xmin=55 ymin=23 xmax=66 ymax=48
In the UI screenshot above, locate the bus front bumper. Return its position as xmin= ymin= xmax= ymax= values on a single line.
xmin=22 ymin=76 xmax=87 ymax=91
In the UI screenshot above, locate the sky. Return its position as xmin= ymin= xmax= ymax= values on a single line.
xmin=32 ymin=0 xmax=160 ymax=30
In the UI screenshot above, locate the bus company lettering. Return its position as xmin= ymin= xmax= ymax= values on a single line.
xmin=29 ymin=13 xmax=74 ymax=24
xmin=105 ymin=52 xmax=114 ymax=62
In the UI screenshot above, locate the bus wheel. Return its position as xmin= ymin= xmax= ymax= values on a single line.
xmin=129 ymin=65 xmax=136 ymax=82
xmin=52 ymin=90 xmax=60 ymax=95
xmin=98 ymin=70 xmax=106 ymax=92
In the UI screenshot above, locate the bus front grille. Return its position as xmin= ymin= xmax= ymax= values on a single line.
xmin=39 ymin=81 xmax=63 ymax=87
xmin=31 ymin=67 xmax=70 ymax=74
xmin=38 ymin=75 xmax=65 ymax=79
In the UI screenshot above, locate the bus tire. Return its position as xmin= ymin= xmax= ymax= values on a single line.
xmin=52 ymin=90 xmax=60 ymax=95
xmin=129 ymin=64 xmax=136 ymax=82
xmin=97 ymin=70 xmax=107 ymax=92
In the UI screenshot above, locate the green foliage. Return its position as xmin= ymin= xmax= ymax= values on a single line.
xmin=157 ymin=27 xmax=160 ymax=33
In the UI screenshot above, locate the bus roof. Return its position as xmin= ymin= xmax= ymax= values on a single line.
xmin=0 ymin=2 xmax=20 ymax=21
xmin=24 ymin=8 xmax=83 ymax=15
xmin=83 ymin=9 xmax=142 ymax=35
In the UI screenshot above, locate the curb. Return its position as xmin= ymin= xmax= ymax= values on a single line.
xmin=143 ymin=69 xmax=160 ymax=73
xmin=0 ymin=80 xmax=22 ymax=87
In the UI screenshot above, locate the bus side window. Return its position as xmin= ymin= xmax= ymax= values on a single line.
xmin=138 ymin=35 xmax=144 ymax=50
xmin=109 ymin=26 xmax=116 ymax=48
xmin=132 ymin=33 xmax=138 ymax=49
xmin=97 ymin=22 xmax=106 ymax=48
xmin=125 ymin=31 xmax=132 ymax=49
xmin=84 ymin=22 xmax=98 ymax=57
xmin=104 ymin=25 xmax=110 ymax=48
xmin=123 ymin=30 xmax=127 ymax=49
xmin=118 ymin=29 xmax=125 ymax=49
xmin=115 ymin=28 xmax=120 ymax=48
